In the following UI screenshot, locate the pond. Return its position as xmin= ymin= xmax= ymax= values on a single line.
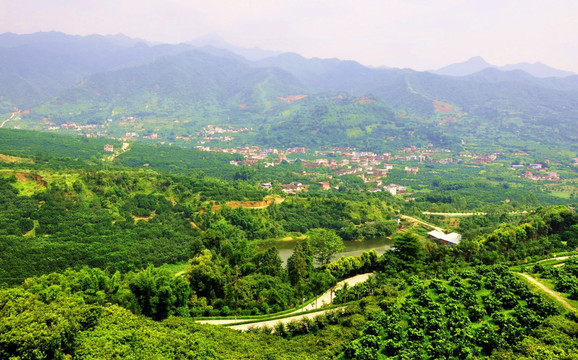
xmin=259 ymin=237 xmax=395 ymax=265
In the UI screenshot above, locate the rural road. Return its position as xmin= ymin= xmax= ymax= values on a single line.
xmin=538 ymin=255 xmax=576 ymax=263
xmin=400 ymin=215 xmax=445 ymax=232
xmin=0 ymin=112 xmax=17 ymax=128
xmin=422 ymin=211 xmax=487 ymax=216
xmin=517 ymin=273 xmax=575 ymax=310
xmin=197 ymin=273 xmax=373 ymax=329
xmin=229 ymin=308 xmax=346 ymax=331
xmin=422 ymin=211 xmax=528 ymax=216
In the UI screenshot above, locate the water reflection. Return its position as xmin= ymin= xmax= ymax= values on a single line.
xmin=259 ymin=237 xmax=394 ymax=265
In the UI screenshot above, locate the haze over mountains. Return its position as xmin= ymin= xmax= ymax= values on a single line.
xmin=1 ymin=32 xmax=576 ymax=152
xmin=432 ymin=56 xmax=576 ymax=78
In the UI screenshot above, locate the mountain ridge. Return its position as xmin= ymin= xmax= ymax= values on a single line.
xmin=433 ymin=56 xmax=575 ymax=78
xmin=0 ymin=32 xmax=575 ymax=154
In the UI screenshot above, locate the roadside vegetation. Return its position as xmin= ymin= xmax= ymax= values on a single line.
xmin=0 ymin=129 xmax=577 ymax=359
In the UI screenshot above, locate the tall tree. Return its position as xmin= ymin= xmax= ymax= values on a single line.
xmin=128 ymin=265 xmax=189 ymax=320
xmin=253 ymin=246 xmax=283 ymax=277
xmin=185 ymin=249 xmax=225 ymax=300
xmin=308 ymin=228 xmax=345 ymax=266
xmin=392 ymin=233 xmax=424 ymax=263
xmin=287 ymin=242 xmax=309 ymax=286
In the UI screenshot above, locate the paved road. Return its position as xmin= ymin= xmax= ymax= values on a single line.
xmin=517 ymin=273 xmax=575 ymax=310
xmin=197 ymin=273 xmax=373 ymax=328
xmin=300 ymin=273 xmax=372 ymax=312
xmin=538 ymin=255 xmax=576 ymax=263
xmin=422 ymin=211 xmax=487 ymax=216
xmin=422 ymin=211 xmax=528 ymax=216
xmin=229 ymin=308 xmax=346 ymax=332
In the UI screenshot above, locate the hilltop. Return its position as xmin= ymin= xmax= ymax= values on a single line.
xmin=0 ymin=32 xmax=575 ymax=156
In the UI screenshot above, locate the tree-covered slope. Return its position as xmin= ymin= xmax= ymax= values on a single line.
xmin=0 ymin=32 xmax=193 ymax=111
xmin=31 ymin=49 xmax=307 ymax=125
xmin=3 ymin=31 xmax=577 ymax=154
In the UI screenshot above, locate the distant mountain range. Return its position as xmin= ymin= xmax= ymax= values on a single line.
xmin=0 ymin=32 xmax=576 ymax=153
xmin=188 ymin=33 xmax=282 ymax=61
xmin=432 ymin=56 xmax=576 ymax=78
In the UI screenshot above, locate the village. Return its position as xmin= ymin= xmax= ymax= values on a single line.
xmin=44 ymin=117 xmax=564 ymax=190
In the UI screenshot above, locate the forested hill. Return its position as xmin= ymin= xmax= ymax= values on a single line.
xmin=48 ymin=50 xmax=306 ymax=117
xmin=0 ymin=32 xmax=194 ymax=111
xmin=1 ymin=126 xmax=578 ymax=358
xmin=1 ymin=32 xmax=576 ymax=153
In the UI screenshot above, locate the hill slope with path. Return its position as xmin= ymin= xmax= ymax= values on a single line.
xmin=197 ymin=273 xmax=373 ymax=329
xmin=517 ymin=273 xmax=575 ymax=311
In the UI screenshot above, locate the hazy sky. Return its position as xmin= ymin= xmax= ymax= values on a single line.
xmin=1 ymin=0 xmax=576 ymax=72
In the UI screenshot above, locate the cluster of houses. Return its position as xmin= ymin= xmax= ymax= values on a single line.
xmin=121 ymin=132 xmax=139 ymax=140
xmin=194 ymin=125 xmax=248 ymax=143
xmin=522 ymin=171 xmax=560 ymax=181
xmin=143 ymin=133 xmax=159 ymax=140
xmin=510 ymin=162 xmax=561 ymax=181
xmin=261 ymin=179 xmax=409 ymax=196
xmin=260 ymin=182 xmax=306 ymax=194
xmin=197 ymin=125 xmax=248 ymax=135
xmin=510 ymin=163 xmax=545 ymax=170
xmin=45 ymin=121 xmax=111 ymax=138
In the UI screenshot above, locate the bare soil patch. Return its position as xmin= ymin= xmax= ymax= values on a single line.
xmin=0 ymin=154 xmax=34 ymax=164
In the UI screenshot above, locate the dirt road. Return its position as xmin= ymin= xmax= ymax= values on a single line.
xmin=422 ymin=211 xmax=527 ymax=216
xmin=422 ymin=211 xmax=487 ymax=216
xmin=538 ymin=255 xmax=576 ymax=263
xmin=400 ymin=215 xmax=445 ymax=232
xmin=517 ymin=273 xmax=575 ymax=310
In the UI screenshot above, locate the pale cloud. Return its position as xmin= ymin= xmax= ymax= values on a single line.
xmin=0 ymin=0 xmax=576 ymax=72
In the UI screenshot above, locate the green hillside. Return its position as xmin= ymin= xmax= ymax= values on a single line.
xmin=1 ymin=128 xmax=577 ymax=359
xmin=0 ymin=33 xmax=572 ymax=154
xmin=1 ymin=33 xmax=578 ymax=359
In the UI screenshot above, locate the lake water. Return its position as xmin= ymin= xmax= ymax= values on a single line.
xmin=259 ymin=237 xmax=394 ymax=265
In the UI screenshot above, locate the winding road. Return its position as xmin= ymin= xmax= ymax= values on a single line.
xmin=197 ymin=273 xmax=373 ymax=330
xmin=0 ymin=112 xmax=17 ymax=128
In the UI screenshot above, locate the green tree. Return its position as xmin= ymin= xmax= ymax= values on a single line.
xmin=185 ymin=250 xmax=225 ymax=300
xmin=287 ymin=242 xmax=309 ymax=286
xmin=392 ymin=233 xmax=424 ymax=263
xmin=127 ymin=265 xmax=189 ymax=320
xmin=308 ymin=228 xmax=345 ymax=266
xmin=253 ymin=247 xmax=282 ymax=277
xmin=310 ymin=270 xmax=336 ymax=308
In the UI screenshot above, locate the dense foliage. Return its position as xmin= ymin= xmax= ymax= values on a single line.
xmin=340 ymin=267 xmax=577 ymax=360
xmin=1 ymin=128 xmax=577 ymax=359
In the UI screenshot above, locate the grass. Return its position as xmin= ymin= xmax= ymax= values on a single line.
xmin=161 ymin=262 xmax=189 ymax=276
xmin=549 ymin=191 xmax=571 ymax=199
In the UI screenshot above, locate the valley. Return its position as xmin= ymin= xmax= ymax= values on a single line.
xmin=0 ymin=32 xmax=577 ymax=359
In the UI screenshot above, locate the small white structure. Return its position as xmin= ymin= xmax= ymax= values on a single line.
xmin=428 ymin=230 xmax=462 ymax=245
